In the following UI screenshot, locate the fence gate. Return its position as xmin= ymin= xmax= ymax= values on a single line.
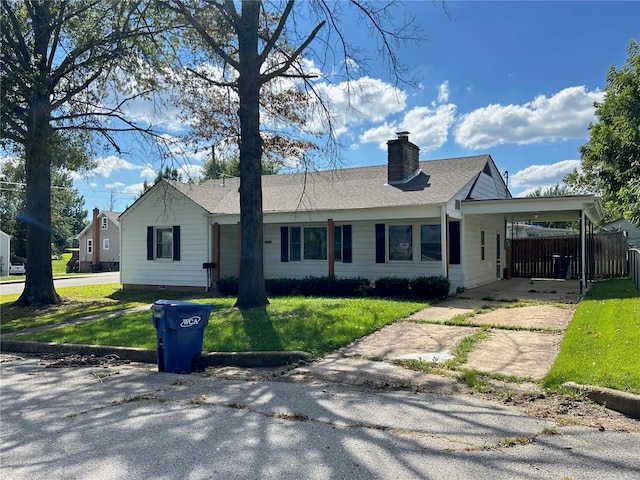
xmin=511 ymin=232 xmax=628 ymax=279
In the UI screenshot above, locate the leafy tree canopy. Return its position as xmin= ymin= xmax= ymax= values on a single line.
xmin=576 ymin=40 xmax=640 ymax=226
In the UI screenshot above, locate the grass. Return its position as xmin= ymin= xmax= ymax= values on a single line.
xmin=4 ymin=286 xmax=426 ymax=357
xmin=543 ymin=278 xmax=640 ymax=395
xmin=0 ymin=283 xmax=209 ymax=334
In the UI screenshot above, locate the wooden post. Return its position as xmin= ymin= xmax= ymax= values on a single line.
xmin=237 ymin=222 xmax=241 ymax=276
xmin=328 ymin=219 xmax=335 ymax=278
xmin=213 ymin=222 xmax=221 ymax=281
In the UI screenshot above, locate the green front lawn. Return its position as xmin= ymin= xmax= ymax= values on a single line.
xmin=4 ymin=285 xmax=426 ymax=357
xmin=543 ymin=278 xmax=640 ymax=394
xmin=0 ymin=283 xmax=204 ymax=334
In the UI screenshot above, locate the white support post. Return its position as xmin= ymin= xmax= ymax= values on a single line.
xmin=441 ymin=206 xmax=448 ymax=278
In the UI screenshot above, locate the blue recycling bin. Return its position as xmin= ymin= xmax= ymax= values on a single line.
xmin=152 ymin=300 xmax=215 ymax=373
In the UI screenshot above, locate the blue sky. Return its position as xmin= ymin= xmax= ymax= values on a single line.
xmin=72 ymin=1 xmax=640 ymax=215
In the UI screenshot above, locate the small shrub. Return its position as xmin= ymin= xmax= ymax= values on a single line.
xmin=265 ymin=278 xmax=300 ymax=296
xmin=216 ymin=276 xmax=239 ymax=296
xmin=375 ymin=276 xmax=411 ymax=298
xmin=410 ymin=276 xmax=450 ymax=300
xmin=265 ymin=276 xmax=371 ymax=297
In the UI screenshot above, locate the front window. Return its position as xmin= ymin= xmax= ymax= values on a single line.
xmin=304 ymin=227 xmax=327 ymax=260
xmin=420 ymin=224 xmax=441 ymax=261
xmin=288 ymin=226 xmax=331 ymax=261
xmin=389 ymin=225 xmax=412 ymax=261
xmin=156 ymin=227 xmax=173 ymax=259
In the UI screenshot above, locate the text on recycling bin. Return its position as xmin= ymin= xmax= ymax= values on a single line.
xmin=180 ymin=316 xmax=202 ymax=328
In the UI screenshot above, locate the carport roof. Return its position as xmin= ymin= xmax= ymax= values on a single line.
xmin=461 ymin=195 xmax=604 ymax=223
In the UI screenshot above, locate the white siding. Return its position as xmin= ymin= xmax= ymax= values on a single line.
xmin=217 ymin=224 xmax=239 ymax=277
xmin=0 ymin=231 xmax=10 ymax=276
xmin=262 ymin=219 xmax=445 ymax=282
xmin=469 ymin=172 xmax=499 ymax=200
xmin=120 ymin=187 xmax=210 ymax=289
xmin=462 ymin=214 xmax=506 ymax=289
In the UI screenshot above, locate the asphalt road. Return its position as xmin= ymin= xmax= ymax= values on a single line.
xmin=0 ymin=271 xmax=120 ymax=295
xmin=1 ymin=354 xmax=639 ymax=480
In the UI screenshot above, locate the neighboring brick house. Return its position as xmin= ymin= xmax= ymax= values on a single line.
xmin=77 ymin=209 xmax=122 ymax=272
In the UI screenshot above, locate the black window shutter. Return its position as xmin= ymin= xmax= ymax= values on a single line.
xmin=343 ymin=225 xmax=352 ymax=263
xmin=147 ymin=226 xmax=154 ymax=260
xmin=280 ymin=227 xmax=289 ymax=262
xmin=449 ymin=221 xmax=461 ymax=265
xmin=173 ymin=226 xmax=181 ymax=261
xmin=375 ymin=224 xmax=385 ymax=263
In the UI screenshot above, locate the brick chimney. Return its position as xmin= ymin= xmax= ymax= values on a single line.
xmin=92 ymin=208 xmax=100 ymax=268
xmin=387 ymin=132 xmax=420 ymax=184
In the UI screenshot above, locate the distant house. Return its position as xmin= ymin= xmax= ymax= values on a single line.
xmin=119 ymin=133 xmax=603 ymax=292
xmin=600 ymin=218 xmax=640 ymax=248
xmin=0 ymin=229 xmax=10 ymax=276
xmin=77 ymin=209 xmax=122 ymax=272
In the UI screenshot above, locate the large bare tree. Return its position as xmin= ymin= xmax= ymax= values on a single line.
xmin=1 ymin=0 xmax=165 ymax=306
xmin=166 ymin=0 xmax=421 ymax=309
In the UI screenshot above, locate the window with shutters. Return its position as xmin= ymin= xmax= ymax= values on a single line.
xmin=281 ymin=225 xmax=351 ymax=263
xmin=147 ymin=226 xmax=181 ymax=261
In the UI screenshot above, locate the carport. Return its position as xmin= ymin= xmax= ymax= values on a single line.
xmin=461 ymin=195 xmax=605 ymax=293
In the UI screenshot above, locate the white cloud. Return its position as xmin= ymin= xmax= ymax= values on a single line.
xmin=437 ymin=81 xmax=450 ymax=104
xmin=454 ymin=86 xmax=603 ymax=149
xmin=509 ymin=159 xmax=582 ymax=189
xmin=360 ymin=104 xmax=457 ymax=153
xmin=140 ymin=166 xmax=156 ymax=179
xmin=84 ymin=155 xmax=142 ymax=179
xmin=312 ymin=76 xmax=407 ymax=135
xmin=122 ymin=183 xmax=145 ymax=196
xmin=105 ymin=182 xmax=125 ymax=190
xmin=515 ymin=184 xmax=559 ymax=198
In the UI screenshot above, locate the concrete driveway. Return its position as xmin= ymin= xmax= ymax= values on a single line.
xmin=292 ymin=278 xmax=580 ymax=386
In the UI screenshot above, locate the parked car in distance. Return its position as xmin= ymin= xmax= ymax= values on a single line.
xmin=9 ymin=261 xmax=25 ymax=275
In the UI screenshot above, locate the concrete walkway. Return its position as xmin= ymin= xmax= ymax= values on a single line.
xmin=291 ymin=278 xmax=579 ymax=387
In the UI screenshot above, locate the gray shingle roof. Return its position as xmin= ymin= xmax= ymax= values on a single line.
xmin=168 ymin=155 xmax=492 ymax=215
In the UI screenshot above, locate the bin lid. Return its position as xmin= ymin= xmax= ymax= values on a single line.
xmin=153 ymin=299 xmax=215 ymax=309
xmin=151 ymin=300 xmax=215 ymax=330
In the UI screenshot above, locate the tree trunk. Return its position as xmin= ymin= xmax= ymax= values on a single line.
xmin=234 ymin=0 xmax=268 ymax=309
xmin=15 ymin=119 xmax=60 ymax=307
xmin=15 ymin=2 xmax=60 ymax=307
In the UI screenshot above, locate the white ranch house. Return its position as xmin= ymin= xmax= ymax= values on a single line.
xmin=119 ymin=133 xmax=603 ymax=292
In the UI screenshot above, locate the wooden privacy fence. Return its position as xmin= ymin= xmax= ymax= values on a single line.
xmin=630 ymin=249 xmax=640 ymax=293
xmin=511 ymin=232 xmax=629 ymax=279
